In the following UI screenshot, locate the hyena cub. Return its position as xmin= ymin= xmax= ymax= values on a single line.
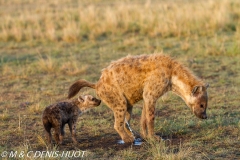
xmin=42 ymin=95 xmax=101 ymax=145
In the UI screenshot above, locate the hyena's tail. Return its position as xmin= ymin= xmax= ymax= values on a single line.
xmin=68 ymin=79 xmax=96 ymax=99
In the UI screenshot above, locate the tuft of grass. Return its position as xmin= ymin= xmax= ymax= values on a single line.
xmin=115 ymin=148 xmax=139 ymax=160
xmin=0 ymin=109 xmax=10 ymax=121
xmin=37 ymin=134 xmax=48 ymax=149
xmin=145 ymin=139 xmax=193 ymax=160
xmin=36 ymin=54 xmax=58 ymax=74
xmin=27 ymin=102 xmax=45 ymax=114
xmin=59 ymin=53 xmax=89 ymax=76
xmin=1 ymin=64 xmax=15 ymax=76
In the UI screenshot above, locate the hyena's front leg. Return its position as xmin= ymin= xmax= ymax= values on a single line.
xmin=143 ymin=89 xmax=159 ymax=139
xmin=68 ymin=119 xmax=78 ymax=144
xmin=145 ymin=101 xmax=156 ymax=138
xmin=143 ymin=79 xmax=168 ymax=140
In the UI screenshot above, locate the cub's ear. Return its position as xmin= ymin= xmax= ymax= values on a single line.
xmin=78 ymin=95 xmax=84 ymax=103
xmin=191 ymin=86 xmax=203 ymax=96
xmin=205 ymin=83 xmax=209 ymax=89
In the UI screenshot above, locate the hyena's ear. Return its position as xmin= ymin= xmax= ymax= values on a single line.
xmin=191 ymin=86 xmax=203 ymax=96
xmin=192 ymin=84 xmax=208 ymax=96
xmin=78 ymin=96 xmax=84 ymax=103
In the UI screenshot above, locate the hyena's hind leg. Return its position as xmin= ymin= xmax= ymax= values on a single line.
xmin=140 ymin=104 xmax=147 ymax=139
xmin=53 ymin=122 xmax=64 ymax=145
xmin=96 ymin=81 xmax=135 ymax=143
xmin=100 ymin=92 xmax=135 ymax=143
xmin=43 ymin=120 xmax=52 ymax=144
xmin=124 ymin=104 xmax=135 ymax=137
xmin=113 ymin=106 xmax=135 ymax=143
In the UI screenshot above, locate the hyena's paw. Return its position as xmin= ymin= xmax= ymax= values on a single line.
xmin=122 ymin=134 xmax=135 ymax=143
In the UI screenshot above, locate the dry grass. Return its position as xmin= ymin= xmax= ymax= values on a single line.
xmin=37 ymin=54 xmax=57 ymax=73
xmin=145 ymin=139 xmax=193 ymax=160
xmin=1 ymin=0 xmax=240 ymax=42
xmin=0 ymin=109 xmax=10 ymax=121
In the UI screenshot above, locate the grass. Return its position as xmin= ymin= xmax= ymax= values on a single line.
xmin=0 ymin=0 xmax=240 ymax=159
xmin=1 ymin=0 xmax=240 ymax=42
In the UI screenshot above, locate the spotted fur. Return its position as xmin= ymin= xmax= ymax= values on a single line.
xmin=68 ymin=54 xmax=208 ymax=142
xmin=42 ymin=95 xmax=101 ymax=144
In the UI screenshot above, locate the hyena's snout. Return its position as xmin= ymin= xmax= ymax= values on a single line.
xmin=97 ymin=99 xmax=101 ymax=106
xmin=93 ymin=98 xmax=101 ymax=106
xmin=201 ymin=113 xmax=207 ymax=119
xmin=194 ymin=110 xmax=207 ymax=119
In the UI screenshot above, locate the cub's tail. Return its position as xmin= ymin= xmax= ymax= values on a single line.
xmin=68 ymin=79 xmax=96 ymax=99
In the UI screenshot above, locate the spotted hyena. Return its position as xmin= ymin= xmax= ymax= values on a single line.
xmin=42 ymin=95 xmax=101 ymax=144
xmin=68 ymin=54 xmax=209 ymax=143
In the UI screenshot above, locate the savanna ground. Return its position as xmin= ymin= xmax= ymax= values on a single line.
xmin=0 ymin=0 xmax=240 ymax=159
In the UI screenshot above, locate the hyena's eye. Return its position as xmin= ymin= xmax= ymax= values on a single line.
xmin=200 ymin=104 xmax=204 ymax=108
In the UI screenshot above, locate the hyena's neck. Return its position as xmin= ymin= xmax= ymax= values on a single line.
xmin=171 ymin=63 xmax=204 ymax=102
xmin=71 ymin=99 xmax=86 ymax=114
xmin=71 ymin=99 xmax=89 ymax=112
xmin=71 ymin=99 xmax=83 ymax=110
xmin=72 ymin=98 xmax=80 ymax=106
